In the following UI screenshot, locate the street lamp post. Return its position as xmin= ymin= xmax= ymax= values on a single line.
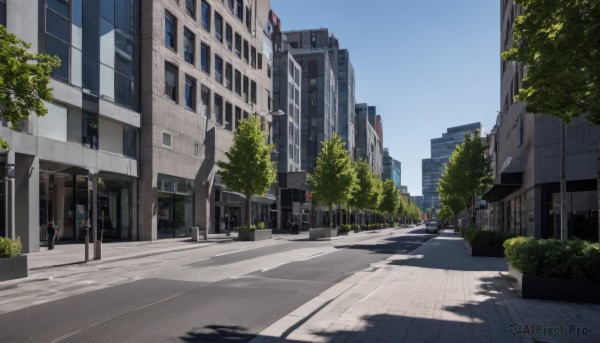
xmin=268 ymin=110 xmax=285 ymax=231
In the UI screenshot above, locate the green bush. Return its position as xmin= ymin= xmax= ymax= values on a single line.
xmin=241 ymin=224 xmax=257 ymax=231
xmin=339 ymin=224 xmax=350 ymax=232
xmin=465 ymin=229 xmax=515 ymax=248
xmin=504 ymin=237 xmax=600 ymax=281
xmin=0 ymin=237 xmax=22 ymax=258
xmin=257 ymin=221 xmax=266 ymax=230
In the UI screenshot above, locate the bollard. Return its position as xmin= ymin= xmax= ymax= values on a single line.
xmin=83 ymin=226 xmax=90 ymax=262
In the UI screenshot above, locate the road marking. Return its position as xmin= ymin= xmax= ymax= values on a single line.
xmin=213 ymin=246 xmax=263 ymax=257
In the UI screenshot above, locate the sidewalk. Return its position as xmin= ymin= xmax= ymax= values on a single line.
xmin=254 ymin=231 xmax=600 ymax=343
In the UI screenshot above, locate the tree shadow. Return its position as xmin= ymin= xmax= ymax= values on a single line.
xmin=180 ymin=324 xmax=256 ymax=342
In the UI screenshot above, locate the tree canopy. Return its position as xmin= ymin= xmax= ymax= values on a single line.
xmin=348 ymin=160 xmax=373 ymax=211
xmin=308 ymin=133 xmax=356 ymax=227
xmin=379 ymin=179 xmax=400 ymax=216
xmin=501 ymin=0 xmax=600 ymax=124
xmin=217 ymin=115 xmax=276 ymax=227
xmin=0 ymin=25 xmax=60 ymax=150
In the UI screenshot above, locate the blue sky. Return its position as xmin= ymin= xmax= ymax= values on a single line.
xmin=271 ymin=0 xmax=500 ymax=196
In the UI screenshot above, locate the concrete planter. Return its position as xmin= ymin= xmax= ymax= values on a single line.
xmin=238 ymin=229 xmax=272 ymax=241
xmin=467 ymin=243 xmax=505 ymax=257
xmin=309 ymin=227 xmax=338 ymax=240
xmin=508 ymin=263 xmax=600 ymax=303
xmin=0 ymin=255 xmax=28 ymax=282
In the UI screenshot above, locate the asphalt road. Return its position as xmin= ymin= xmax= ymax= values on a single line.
xmin=0 ymin=228 xmax=435 ymax=342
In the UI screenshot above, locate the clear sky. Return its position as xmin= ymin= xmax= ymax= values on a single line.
xmin=270 ymin=0 xmax=500 ymax=196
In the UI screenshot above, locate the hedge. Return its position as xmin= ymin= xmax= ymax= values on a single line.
xmin=464 ymin=228 xmax=515 ymax=248
xmin=0 ymin=237 xmax=22 ymax=258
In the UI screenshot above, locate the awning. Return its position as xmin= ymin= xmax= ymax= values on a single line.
xmin=482 ymin=172 xmax=522 ymax=202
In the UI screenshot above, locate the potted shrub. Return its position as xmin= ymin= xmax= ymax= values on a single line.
xmin=0 ymin=236 xmax=28 ymax=282
xmin=464 ymin=228 xmax=514 ymax=257
xmin=238 ymin=222 xmax=272 ymax=241
xmin=504 ymin=237 xmax=600 ymax=302
xmin=338 ymin=224 xmax=350 ymax=236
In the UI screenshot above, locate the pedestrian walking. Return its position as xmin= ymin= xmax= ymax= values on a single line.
xmin=47 ymin=219 xmax=57 ymax=250
xmin=293 ymin=222 xmax=299 ymax=235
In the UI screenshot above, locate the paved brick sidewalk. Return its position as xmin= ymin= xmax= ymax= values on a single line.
xmin=253 ymin=231 xmax=600 ymax=343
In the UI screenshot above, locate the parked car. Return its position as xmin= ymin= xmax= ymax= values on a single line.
xmin=425 ymin=221 xmax=439 ymax=234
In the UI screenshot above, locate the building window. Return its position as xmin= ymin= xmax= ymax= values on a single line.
xmin=123 ymin=125 xmax=138 ymax=158
xmin=82 ymin=112 xmax=99 ymax=149
xmin=165 ymin=62 xmax=178 ymax=102
xmin=185 ymin=75 xmax=196 ymax=110
xmin=234 ymin=33 xmax=242 ymax=58
xmin=225 ymin=24 xmax=232 ymax=51
xmin=163 ymin=132 xmax=172 ymax=148
xmin=228 ymin=0 xmax=235 ymax=14
xmin=243 ymin=39 xmax=249 ymax=63
xmin=214 ymin=93 xmax=223 ymax=125
xmin=234 ymin=69 xmax=241 ymax=96
xmin=0 ymin=0 xmax=6 ymax=27
xmin=200 ymin=43 xmax=210 ymax=73
xmin=245 ymin=6 xmax=252 ymax=31
xmin=236 ymin=0 xmax=243 ymax=22
xmin=243 ymin=75 xmax=249 ymax=103
xmin=250 ymin=46 xmax=256 ymax=68
xmin=201 ymin=0 xmax=211 ymax=32
xmin=235 ymin=106 xmax=242 ymax=130
xmin=186 ymin=0 xmax=195 ymax=18
xmin=45 ymin=0 xmax=70 ymax=81
xmin=165 ymin=11 xmax=177 ymax=50
xmin=214 ymin=12 xmax=223 ymax=42
xmin=250 ymin=80 xmax=256 ymax=104
xmin=214 ymin=55 xmax=223 ymax=84
xmin=225 ymin=102 xmax=232 ymax=131
xmin=184 ymin=28 xmax=195 ymax=65
xmin=225 ymin=63 xmax=232 ymax=91
xmin=201 ymin=86 xmax=210 ymax=118
xmin=194 ymin=143 xmax=200 ymax=157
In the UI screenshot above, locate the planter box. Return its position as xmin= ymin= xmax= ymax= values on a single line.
xmin=508 ymin=263 xmax=600 ymax=303
xmin=309 ymin=227 xmax=338 ymax=240
xmin=338 ymin=230 xmax=349 ymax=236
xmin=238 ymin=229 xmax=272 ymax=241
xmin=467 ymin=243 xmax=505 ymax=257
xmin=0 ymin=255 xmax=28 ymax=282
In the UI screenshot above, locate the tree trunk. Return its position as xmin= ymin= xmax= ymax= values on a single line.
xmin=560 ymin=122 xmax=568 ymax=240
xmin=246 ymin=195 xmax=252 ymax=228
xmin=329 ymin=203 xmax=333 ymax=229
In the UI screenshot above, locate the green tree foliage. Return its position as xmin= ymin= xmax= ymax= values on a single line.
xmin=379 ymin=179 xmax=400 ymax=216
xmin=501 ymin=0 xmax=600 ymax=124
xmin=368 ymin=176 xmax=383 ymax=213
xmin=308 ymin=133 xmax=356 ymax=228
xmin=438 ymin=130 xmax=493 ymax=222
xmin=348 ymin=160 xmax=373 ymax=211
xmin=217 ymin=115 xmax=276 ymax=227
xmin=0 ymin=25 xmax=60 ymax=150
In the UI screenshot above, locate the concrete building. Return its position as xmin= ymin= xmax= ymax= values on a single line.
xmin=411 ymin=196 xmax=424 ymax=213
xmin=0 ymin=0 xmax=141 ymax=252
xmin=285 ymin=29 xmax=355 ymax=158
xmin=138 ymin=0 xmax=274 ymax=238
xmin=483 ymin=1 xmax=599 ymax=241
xmin=422 ymin=122 xmax=482 ymax=212
xmin=355 ymin=104 xmax=383 ymax=177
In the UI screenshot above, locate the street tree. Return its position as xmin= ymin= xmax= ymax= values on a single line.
xmin=308 ymin=133 xmax=356 ymax=228
xmin=348 ymin=160 xmax=374 ymax=225
xmin=368 ymin=176 xmax=383 ymax=223
xmin=0 ymin=25 xmax=60 ymax=150
xmin=501 ymin=0 xmax=600 ymax=240
xmin=217 ymin=115 xmax=276 ymax=228
xmin=379 ymin=179 xmax=400 ymax=226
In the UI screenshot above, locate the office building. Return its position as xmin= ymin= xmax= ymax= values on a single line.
xmin=355 ymin=104 xmax=383 ymax=177
xmin=422 ymin=122 xmax=482 ymax=212
xmin=383 ymin=148 xmax=401 ymax=188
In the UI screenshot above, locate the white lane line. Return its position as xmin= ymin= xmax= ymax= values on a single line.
xmin=213 ymin=246 xmax=263 ymax=257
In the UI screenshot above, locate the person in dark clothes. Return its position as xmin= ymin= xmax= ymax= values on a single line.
xmin=47 ymin=219 xmax=57 ymax=250
xmin=293 ymin=221 xmax=299 ymax=235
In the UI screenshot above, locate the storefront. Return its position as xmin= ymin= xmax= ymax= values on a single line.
xmin=157 ymin=174 xmax=194 ymax=238
xmin=38 ymin=162 xmax=134 ymax=243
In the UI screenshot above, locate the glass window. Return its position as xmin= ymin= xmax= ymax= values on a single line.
xmin=243 ymin=39 xmax=249 ymax=63
xmin=186 ymin=0 xmax=195 ymax=18
xmin=123 ymin=126 xmax=137 ymax=158
xmin=234 ymin=69 xmax=241 ymax=95
xmin=225 ymin=63 xmax=232 ymax=91
xmin=82 ymin=112 xmax=99 ymax=149
xmin=164 ymin=62 xmax=178 ymax=102
xmin=201 ymin=86 xmax=210 ymax=118
xmin=214 ymin=55 xmax=223 ymax=84
xmin=236 ymin=0 xmax=243 ymax=22
xmin=162 ymin=132 xmax=172 ymax=147
xmin=185 ymin=75 xmax=196 ymax=110
xmin=200 ymin=43 xmax=210 ymax=73
xmin=101 ymin=0 xmax=114 ymax=23
xmin=228 ymin=0 xmax=234 ymax=13
xmin=234 ymin=33 xmax=241 ymax=58
xmin=245 ymin=6 xmax=251 ymax=31
xmin=201 ymin=0 xmax=210 ymax=31
xmin=184 ymin=28 xmax=195 ymax=64
xmin=115 ymin=72 xmax=133 ymax=108
xmin=250 ymin=45 xmax=256 ymax=68
xmin=214 ymin=93 xmax=223 ymax=125
xmin=250 ymin=80 xmax=256 ymax=104
xmin=225 ymin=24 xmax=232 ymax=51
xmin=243 ymin=75 xmax=249 ymax=102
xmin=214 ymin=12 xmax=223 ymax=42
xmin=165 ymin=11 xmax=177 ymax=50
xmin=1 ymin=0 xmax=7 ymax=27
xmin=48 ymin=0 xmax=69 ymax=18
xmin=225 ymin=102 xmax=232 ymax=131
xmin=235 ymin=106 xmax=241 ymax=130
xmin=45 ymin=35 xmax=69 ymax=81
xmin=46 ymin=9 xmax=70 ymax=40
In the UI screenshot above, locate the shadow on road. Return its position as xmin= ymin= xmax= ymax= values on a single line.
xmin=180 ymin=324 xmax=255 ymax=342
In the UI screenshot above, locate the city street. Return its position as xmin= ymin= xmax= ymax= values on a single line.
xmin=0 ymin=228 xmax=433 ymax=342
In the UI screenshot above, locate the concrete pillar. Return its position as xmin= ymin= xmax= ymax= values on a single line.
xmin=131 ymin=179 xmax=138 ymax=240
xmin=15 ymin=154 xmax=39 ymax=253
